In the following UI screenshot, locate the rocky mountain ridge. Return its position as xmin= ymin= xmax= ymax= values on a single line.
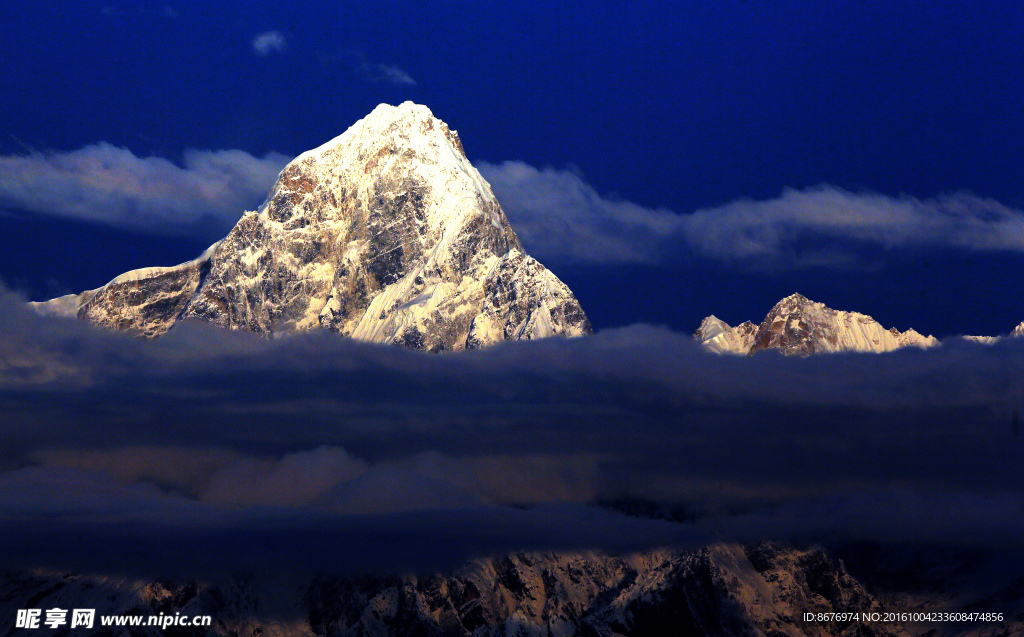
xmin=30 ymin=102 xmax=591 ymax=351
xmin=695 ymin=293 xmax=939 ymax=356
xmin=4 ymin=542 xmax=1018 ymax=636
xmin=0 ymin=544 xmax=910 ymax=637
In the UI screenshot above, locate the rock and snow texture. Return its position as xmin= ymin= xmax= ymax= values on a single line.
xmin=0 ymin=545 xmax=908 ymax=637
xmin=962 ymin=335 xmax=1001 ymax=345
xmin=961 ymin=321 xmax=1024 ymax=345
xmin=31 ymin=102 xmax=591 ymax=350
xmin=696 ymin=293 xmax=939 ymax=356
xmin=694 ymin=315 xmax=758 ymax=355
xmin=29 ymin=242 xmax=221 ymax=338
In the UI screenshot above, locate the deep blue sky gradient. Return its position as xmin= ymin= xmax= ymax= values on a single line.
xmin=2 ymin=0 xmax=1023 ymax=335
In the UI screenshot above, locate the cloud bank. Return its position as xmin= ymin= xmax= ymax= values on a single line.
xmin=0 ymin=144 xmax=290 ymax=234
xmin=481 ymin=161 xmax=1024 ymax=267
xmin=1 ymin=288 xmax=1023 ymax=576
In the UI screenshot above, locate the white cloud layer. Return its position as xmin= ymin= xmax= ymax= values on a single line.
xmin=0 ymin=143 xmax=290 ymax=233
xmin=684 ymin=187 xmax=1024 ymax=259
xmin=251 ymin=30 xmax=286 ymax=56
xmin=480 ymin=161 xmax=1024 ymax=267
xmin=479 ymin=161 xmax=682 ymax=264
xmin=5 ymin=147 xmax=1023 ymax=269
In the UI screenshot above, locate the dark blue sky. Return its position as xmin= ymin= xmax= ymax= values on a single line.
xmin=2 ymin=0 xmax=1024 ymax=336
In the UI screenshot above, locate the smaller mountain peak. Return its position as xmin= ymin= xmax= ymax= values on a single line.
xmin=699 ymin=314 xmax=728 ymax=329
xmin=695 ymin=315 xmax=731 ymax=340
xmin=963 ymin=334 xmax=1000 ymax=345
xmin=1012 ymin=321 xmax=1024 ymax=338
xmin=897 ymin=328 xmax=939 ymax=349
xmin=694 ymin=314 xmax=757 ymax=355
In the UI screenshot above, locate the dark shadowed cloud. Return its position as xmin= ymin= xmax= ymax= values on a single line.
xmin=1 ymin=287 xmax=1023 ymax=576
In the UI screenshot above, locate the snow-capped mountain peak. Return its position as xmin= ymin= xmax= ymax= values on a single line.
xmin=30 ymin=102 xmax=591 ymax=350
xmin=696 ymin=293 xmax=939 ymax=356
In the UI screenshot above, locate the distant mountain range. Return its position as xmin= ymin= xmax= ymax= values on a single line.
xmin=3 ymin=539 xmax=1020 ymax=636
xmin=696 ymin=293 xmax=1023 ymax=356
xmin=6 ymin=541 xmax=1016 ymax=637
xmin=695 ymin=293 xmax=938 ymax=356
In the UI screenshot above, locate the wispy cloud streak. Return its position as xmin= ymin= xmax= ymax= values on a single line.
xmin=481 ymin=161 xmax=1024 ymax=268
xmin=0 ymin=144 xmax=289 ymax=233
xmin=359 ymin=61 xmax=416 ymax=86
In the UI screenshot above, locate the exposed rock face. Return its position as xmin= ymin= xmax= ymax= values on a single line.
xmin=0 ymin=544 xmax=908 ymax=637
xmin=29 ymin=244 xmax=219 ymax=338
xmin=1012 ymin=322 xmax=1024 ymax=338
xmin=31 ymin=102 xmax=591 ymax=350
xmin=695 ymin=294 xmax=939 ymax=356
xmin=748 ymin=294 xmax=938 ymax=356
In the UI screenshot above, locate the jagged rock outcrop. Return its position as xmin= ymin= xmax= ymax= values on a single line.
xmin=30 ymin=103 xmax=591 ymax=350
xmin=695 ymin=294 xmax=938 ymax=356
xmin=0 ymin=545 xmax=909 ymax=637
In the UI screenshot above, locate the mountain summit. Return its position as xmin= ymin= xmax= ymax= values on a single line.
xmin=695 ymin=293 xmax=938 ymax=356
xmin=32 ymin=102 xmax=591 ymax=350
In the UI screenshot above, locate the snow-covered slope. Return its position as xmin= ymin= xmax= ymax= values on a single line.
xmin=31 ymin=103 xmax=591 ymax=350
xmin=693 ymin=316 xmax=758 ymax=355
xmin=696 ymin=293 xmax=939 ymax=356
xmin=961 ymin=321 xmax=1024 ymax=345
xmin=962 ymin=335 xmax=1001 ymax=345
